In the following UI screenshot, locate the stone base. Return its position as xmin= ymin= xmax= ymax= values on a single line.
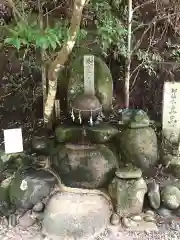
xmin=42 ymin=192 xmax=113 ymax=240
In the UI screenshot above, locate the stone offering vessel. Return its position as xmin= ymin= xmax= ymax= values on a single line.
xmin=67 ymin=55 xmax=113 ymax=125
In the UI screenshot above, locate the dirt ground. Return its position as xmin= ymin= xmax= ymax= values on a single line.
xmin=0 ymin=222 xmax=180 ymax=240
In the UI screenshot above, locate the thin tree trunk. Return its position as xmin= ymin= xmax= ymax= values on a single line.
xmin=38 ymin=0 xmax=47 ymax=121
xmin=44 ymin=0 xmax=89 ymax=124
xmin=124 ymin=0 xmax=132 ymax=108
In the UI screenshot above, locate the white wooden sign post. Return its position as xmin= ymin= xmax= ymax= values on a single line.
xmin=3 ymin=128 xmax=23 ymax=154
xmin=162 ymin=82 xmax=180 ymax=153
xmin=83 ymin=55 xmax=95 ymax=95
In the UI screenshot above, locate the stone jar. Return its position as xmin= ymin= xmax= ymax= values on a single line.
xmin=108 ymin=173 xmax=147 ymax=217
xmin=51 ymin=143 xmax=118 ymax=189
xmin=118 ymin=109 xmax=158 ymax=170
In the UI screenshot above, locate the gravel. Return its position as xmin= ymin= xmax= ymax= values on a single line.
xmin=0 ymin=221 xmax=180 ymax=240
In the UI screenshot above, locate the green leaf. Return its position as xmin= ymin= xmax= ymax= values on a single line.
xmin=35 ymin=36 xmax=50 ymax=50
xmin=4 ymin=38 xmax=21 ymax=50
xmin=47 ymin=36 xmax=57 ymax=50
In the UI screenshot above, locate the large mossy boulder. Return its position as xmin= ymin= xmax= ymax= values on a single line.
xmin=9 ymin=168 xmax=56 ymax=210
xmin=67 ymin=55 xmax=113 ymax=112
xmin=119 ymin=127 xmax=158 ymax=170
xmin=51 ymin=144 xmax=118 ymax=189
xmin=42 ymin=192 xmax=112 ymax=240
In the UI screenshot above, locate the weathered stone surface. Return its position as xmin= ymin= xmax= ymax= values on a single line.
xmin=109 ymin=177 xmax=147 ymax=217
xmin=0 ymin=185 xmax=11 ymax=216
xmin=9 ymin=168 xmax=56 ymax=210
xmin=147 ymin=181 xmax=161 ymax=210
xmin=71 ymin=93 xmax=102 ymax=120
xmin=86 ymin=123 xmax=119 ymax=143
xmin=42 ymin=192 xmax=113 ymax=240
xmin=0 ymin=150 xmax=34 ymax=174
xmin=121 ymin=109 xmax=150 ymax=128
xmin=31 ymin=136 xmax=49 ymax=155
xmin=51 ymin=144 xmax=118 ymax=189
xmin=67 ymin=55 xmax=113 ymax=113
xmin=165 ymin=155 xmax=180 ymax=178
xmin=143 ymin=215 xmax=156 ymax=223
xmin=110 ymin=213 xmax=120 ymax=226
xmin=156 ymin=207 xmax=174 ymax=217
xmin=122 ymin=216 xmax=158 ymax=231
xmin=119 ymin=127 xmax=158 ymax=170
xmin=18 ymin=210 xmax=36 ymax=227
xmin=55 ymin=125 xmax=83 ymax=143
xmin=32 ymin=202 xmax=45 ymax=213
xmin=161 ymin=186 xmax=180 ymax=210
xmin=115 ymin=165 xmax=142 ymax=179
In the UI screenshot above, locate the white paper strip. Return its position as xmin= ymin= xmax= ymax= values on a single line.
xmin=162 ymin=82 xmax=180 ymax=144
xmin=83 ymin=55 xmax=95 ymax=95
xmin=3 ymin=128 xmax=23 ymax=154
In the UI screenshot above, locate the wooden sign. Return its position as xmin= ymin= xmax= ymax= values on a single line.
xmin=162 ymin=82 xmax=180 ymax=144
xmin=3 ymin=128 xmax=23 ymax=154
xmin=83 ymin=55 xmax=95 ymax=95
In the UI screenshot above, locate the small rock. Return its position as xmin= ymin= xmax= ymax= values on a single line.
xmin=31 ymin=136 xmax=48 ymax=155
xmin=144 ymin=210 xmax=155 ymax=217
xmin=161 ymin=186 xmax=180 ymax=209
xmin=130 ymin=215 xmax=142 ymax=222
xmin=115 ymin=165 xmax=142 ymax=179
xmin=18 ymin=211 xmax=36 ymax=228
xmin=173 ymin=207 xmax=180 ymax=217
xmin=144 ymin=215 xmax=156 ymax=223
xmin=122 ymin=217 xmax=136 ymax=228
xmin=32 ymin=202 xmax=45 ymax=213
xmin=1 ymin=217 xmax=8 ymax=226
xmin=110 ymin=213 xmax=120 ymax=225
xmin=147 ymin=181 xmax=161 ymax=209
xmin=8 ymin=214 xmax=17 ymax=227
xmin=156 ymin=207 xmax=174 ymax=217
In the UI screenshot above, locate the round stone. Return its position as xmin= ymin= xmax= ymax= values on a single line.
xmin=71 ymin=94 xmax=102 ymax=120
xmin=147 ymin=181 xmax=161 ymax=210
xmin=143 ymin=215 xmax=156 ymax=223
xmin=130 ymin=215 xmax=142 ymax=222
xmin=42 ymin=192 xmax=112 ymax=240
xmin=32 ymin=202 xmax=45 ymax=213
xmin=156 ymin=207 xmax=174 ymax=217
xmin=144 ymin=210 xmax=155 ymax=217
xmin=122 ymin=217 xmax=136 ymax=228
xmin=161 ymin=186 xmax=180 ymax=210
xmin=18 ymin=211 xmax=36 ymax=228
xmin=110 ymin=213 xmax=120 ymax=225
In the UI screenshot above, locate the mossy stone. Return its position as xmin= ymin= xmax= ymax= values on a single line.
xmin=51 ymin=144 xmax=118 ymax=189
xmin=9 ymin=168 xmax=56 ymax=210
xmin=55 ymin=125 xmax=83 ymax=143
xmin=119 ymin=127 xmax=158 ymax=170
xmin=86 ymin=123 xmax=119 ymax=143
xmin=67 ymin=55 xmax=113 ymax=113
